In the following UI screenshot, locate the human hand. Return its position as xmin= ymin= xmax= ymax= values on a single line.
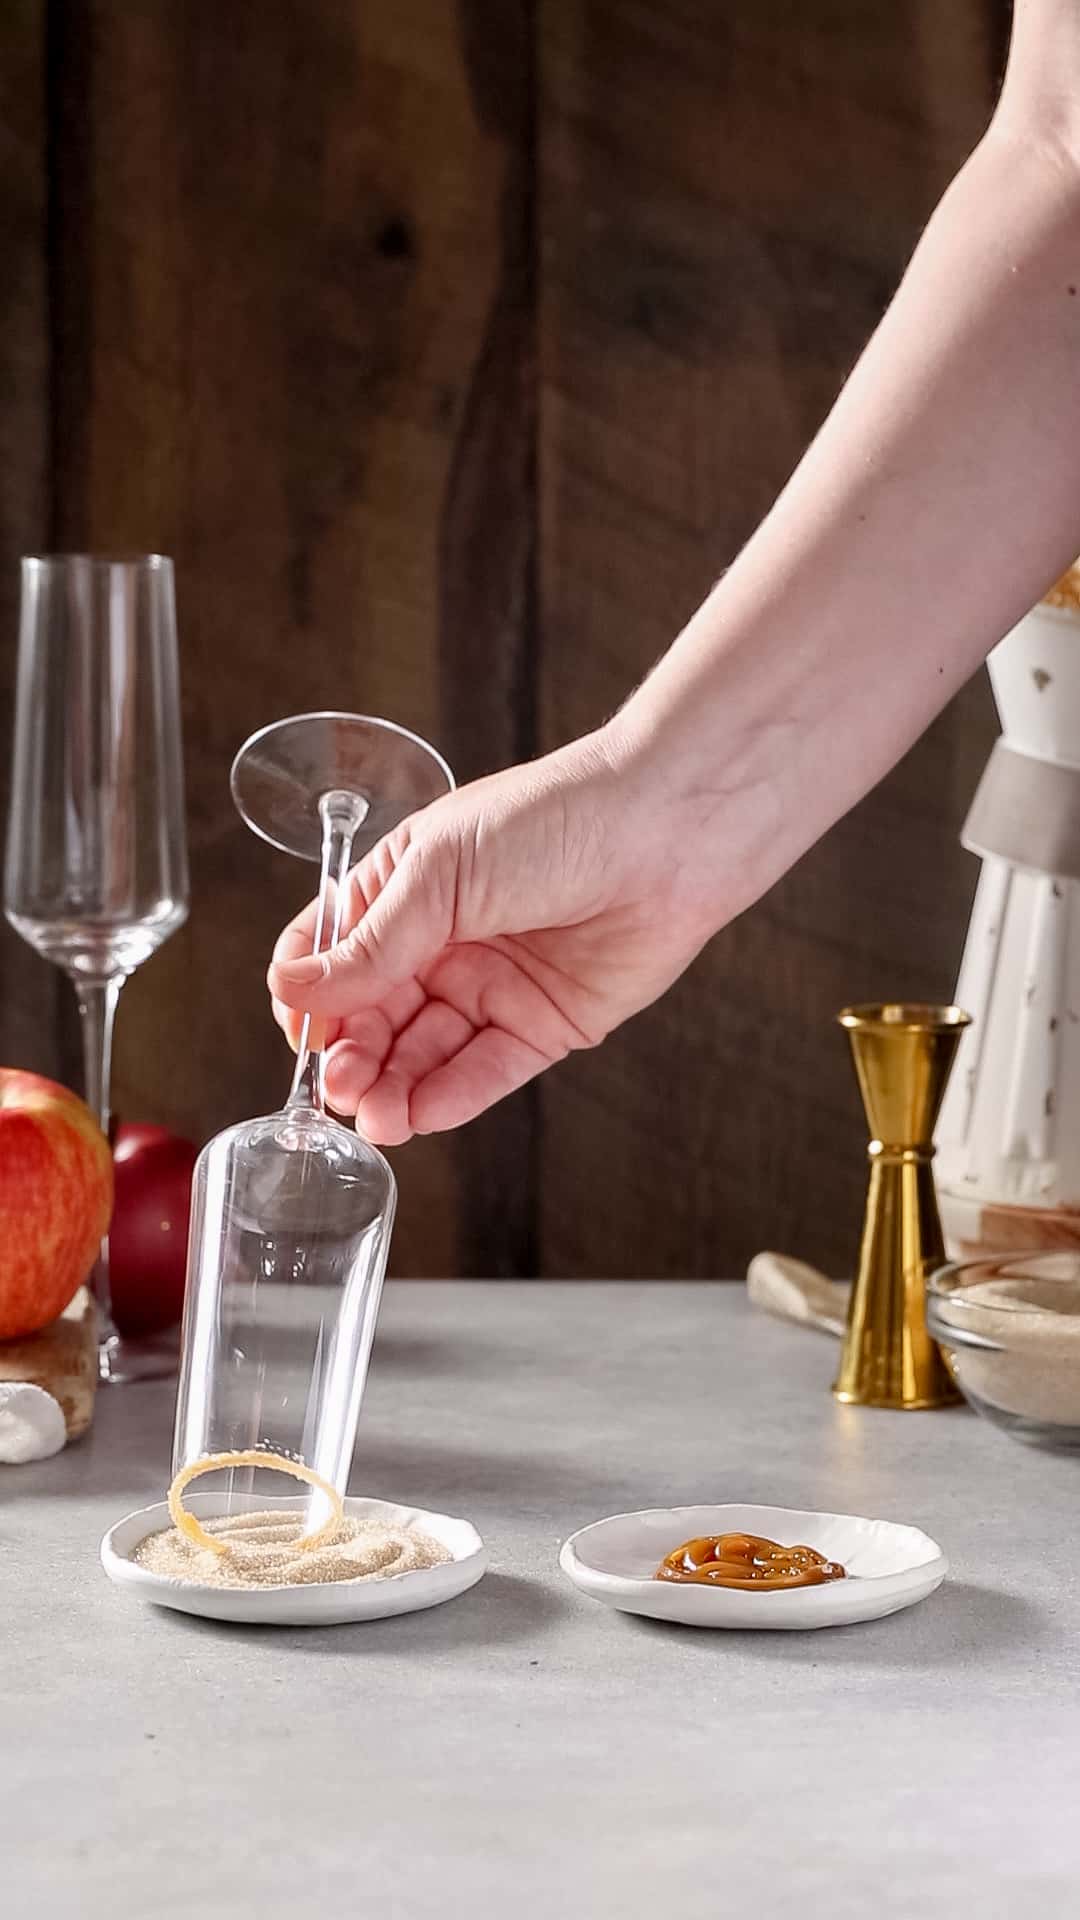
xmin=267 ymin=724 xmax=721 ymax=1145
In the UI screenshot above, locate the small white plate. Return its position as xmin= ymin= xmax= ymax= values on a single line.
xmin=560 ymin=1503 xmax=946 ymax=1631
xmin=101 ymin=1492 xmax=487 ymax=1627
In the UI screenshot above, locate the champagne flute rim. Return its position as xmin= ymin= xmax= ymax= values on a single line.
xmin=21 ymin=551 xmax=173 ymax=571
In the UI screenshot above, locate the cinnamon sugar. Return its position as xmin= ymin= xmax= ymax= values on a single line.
xmin=134 ymin=1508 xmax=450 ymax=1589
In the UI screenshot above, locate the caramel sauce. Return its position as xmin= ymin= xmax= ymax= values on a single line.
xmin=1043 ymin=561 xmax=1080 ymax=613
xmin=655 ymin=1532 xmax=846 ymax=1590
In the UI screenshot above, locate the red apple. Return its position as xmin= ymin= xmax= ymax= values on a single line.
xmin=109 ymin=1123 xmax=198 ymax=1338
xmin=0 ymin=1069 xmax=113 ymax=1340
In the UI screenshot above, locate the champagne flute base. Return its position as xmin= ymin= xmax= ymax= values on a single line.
xmin=99 ymin=1329 xmax=179 ymax=1386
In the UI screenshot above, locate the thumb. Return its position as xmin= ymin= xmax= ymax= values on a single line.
xmin=268 ymin=844 xmax=454 ymax=1014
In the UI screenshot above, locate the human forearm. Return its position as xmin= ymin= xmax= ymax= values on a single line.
xmin=611 ymin=105 xmax=1080 ymax=926
xmin=265 ymin=3 xmax=1080 ymax=1139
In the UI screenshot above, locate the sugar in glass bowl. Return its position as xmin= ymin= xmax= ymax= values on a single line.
xmin=927 ymin=1253 xmax=1080 ymax=1451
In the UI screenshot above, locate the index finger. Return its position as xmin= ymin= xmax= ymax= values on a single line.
xmin=271 ymin=896 xmax=323 ymax=970
xmin=269 ymin=897 xmax=349 ymax=1052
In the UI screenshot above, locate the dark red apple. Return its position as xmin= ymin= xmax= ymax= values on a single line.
xmin=109 ymin=1123 xmax=199 ymax=1338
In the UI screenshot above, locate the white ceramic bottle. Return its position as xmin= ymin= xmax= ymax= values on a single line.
xmin=938 ymin=578 xmax=1080 ymax=1255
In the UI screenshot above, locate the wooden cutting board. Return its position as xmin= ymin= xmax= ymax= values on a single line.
xmin=0 ymin=1288 xmax=97 ymax=1439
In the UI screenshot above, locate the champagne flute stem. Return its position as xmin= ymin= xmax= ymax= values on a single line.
xmin=288 ymin=790 xmax=368 ymax=1113
xmin=76 ymin=976 xmax=122 ymax=1131
xmin=74 ymin=974 xmax=123 ymax=1337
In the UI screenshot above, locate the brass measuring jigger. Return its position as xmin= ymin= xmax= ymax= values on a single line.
xmin=833 ymin=1004 xmax=971 ymax=1410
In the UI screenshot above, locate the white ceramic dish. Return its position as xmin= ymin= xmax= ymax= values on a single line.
xmin=101 ymin=1492 xmax=487 ymax=1627
xmin=559 ymin=1503 xmax=946 ymax=1631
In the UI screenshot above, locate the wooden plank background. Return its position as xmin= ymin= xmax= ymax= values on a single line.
xmin=0 ymin=0 xmax=1009 ymax=1277
xmin=536 ymin=0 xmax=1005 ymax=1277
xmin=0 ymin=4 xmax=57 ymax=1082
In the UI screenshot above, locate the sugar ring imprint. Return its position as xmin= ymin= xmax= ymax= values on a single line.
xmin=167 ymin=1450 xmax=345 ymax=1557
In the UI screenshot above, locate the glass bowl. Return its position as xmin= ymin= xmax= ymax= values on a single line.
xmin=927 ymin=1253 xmax=1080 ymax=1451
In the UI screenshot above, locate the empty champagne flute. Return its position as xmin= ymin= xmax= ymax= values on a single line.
xmin=172 ymin=713 xmax=452 ymax=1529
xmin=4 ymin=554 xmax=189 ymax=1382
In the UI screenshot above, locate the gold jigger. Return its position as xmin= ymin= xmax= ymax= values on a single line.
xmin=833 ymin=1003 xmax=971 ymax=1410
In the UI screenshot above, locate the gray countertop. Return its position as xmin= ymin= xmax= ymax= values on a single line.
xmin=5 ymin=1281 xmax=1080 ymax=1918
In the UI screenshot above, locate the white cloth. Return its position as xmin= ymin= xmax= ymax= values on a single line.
xmin=0 ymin=1382 xmax=67 ymax=1463
xmin=746 ymin=1252 xmax=849 ymax=1339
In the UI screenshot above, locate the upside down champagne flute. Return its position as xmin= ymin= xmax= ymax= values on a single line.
xmin=171 ymin=714 xmax=453 ymax=1531
xmin=3 ymin=555 xmax=189 ymax=1382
